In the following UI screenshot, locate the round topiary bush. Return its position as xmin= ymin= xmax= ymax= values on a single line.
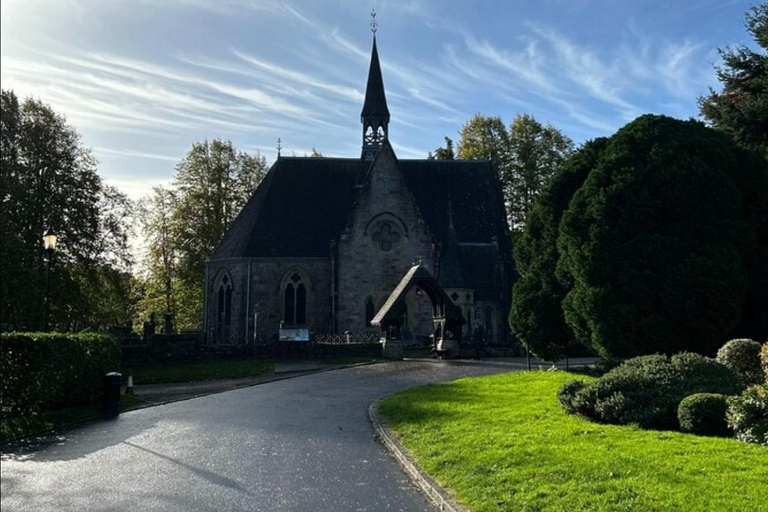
xmin=726 ymin=384 xmax=768 ymax=445
xmin=761 ymin=342 xmax=768 ymax=382
xmin=558 ymin=353 xmax=742 ymax=429
xmin=716 ymin=339 xmax=764 ymax=387
xmin=677 ymin=393 xmax=729 ymax=437
xmin=557 ymin=115 xmax=768 ymax=359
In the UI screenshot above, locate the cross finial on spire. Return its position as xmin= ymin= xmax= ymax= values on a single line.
xmin=370 ymin=9 xmax=378 ymax=34
xmin=277 ymin=137 xmax=282 ymax=158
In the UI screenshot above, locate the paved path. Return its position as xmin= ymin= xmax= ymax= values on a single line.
xmin=1 ymin=360 xmax=519 ymax=512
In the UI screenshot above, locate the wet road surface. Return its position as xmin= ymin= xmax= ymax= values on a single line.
xmin=1 ymin=360 xmax=517 ymax=512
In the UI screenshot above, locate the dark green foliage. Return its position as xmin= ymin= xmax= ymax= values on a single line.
xmin=0 ymin=332 xmax=120 ymax=417
xmin=761 ymin=342 xmax=768 ymax=381
xmin=716 ymin=339 xmax=765 ymax=387
xmin=559 ymin=115 xmax=768 ymax=359
xmin=427 ymin=137 xmax=455 ymax=160
xmin=677 ymin=393 xmax=730 ymax=437
xmin=699 ymin=3 xmax=768 ymax=156
xmin=558 ymin=379 xmax=595 ymax=416
xmin=727 ymin=384 xmax=768 ymax=445
xmin=559 ymin=353 xmax=742 ymax=429
xmin=0 ymin=90 xmax=135 ymax=331
xmin=510 ymin=139 xmax=607 ymax=360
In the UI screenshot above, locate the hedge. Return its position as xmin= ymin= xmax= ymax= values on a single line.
xmin=559 ymin=353 xmax=742 ymax=429
xmin=1 ymin=332 xmax=120 ymax=417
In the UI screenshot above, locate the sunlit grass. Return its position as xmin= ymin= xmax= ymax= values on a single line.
xmin=379 ymin=371 xmax=768 ymax=512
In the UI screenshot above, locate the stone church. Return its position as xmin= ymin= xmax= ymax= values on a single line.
xmin=204 ymin=35 xmax=512 ymax=346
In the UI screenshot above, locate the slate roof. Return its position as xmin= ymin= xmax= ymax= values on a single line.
xmin=371 ymin=265 xmax=464 ymax=326
xmin=361 ymin=37 xmax=390 ymax=121
xmin=459 ymin=244 xmax=501 ymax=301
xmin=210 ymin=156 xmax=511 ymax=261
xmin=437 ymin=206 xmax=467 ymax=289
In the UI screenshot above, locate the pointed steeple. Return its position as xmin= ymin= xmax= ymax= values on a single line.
xmin=361 ymin=30 xmax=390 ymax=160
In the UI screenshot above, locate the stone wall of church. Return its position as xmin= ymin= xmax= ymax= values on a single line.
xmin=205 ymin=257 xmax=332 ymax=344
xmin=336 ymin=146 xmax=437 ymax=334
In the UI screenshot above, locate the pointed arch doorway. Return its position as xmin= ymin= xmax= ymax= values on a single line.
xmin=370 ymin=264 xmax=465 ymax=359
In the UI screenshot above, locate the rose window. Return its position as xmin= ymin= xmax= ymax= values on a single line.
xmin=372 ymin=222 xmax=401 ymax=252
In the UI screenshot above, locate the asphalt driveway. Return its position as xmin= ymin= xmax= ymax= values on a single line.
xmin=1 ymin=360 xmax=518 ymax=512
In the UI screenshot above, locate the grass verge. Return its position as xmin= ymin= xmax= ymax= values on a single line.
xmin=1 ymin=394 xmax=142 ymax=444
xmin=379 ymin=371 xmax=768 ymax=512
xmin=126 ymin=359 xmax=275 ymax=384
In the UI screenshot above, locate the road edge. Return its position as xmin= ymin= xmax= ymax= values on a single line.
xmin=368 ymin=401 xmax=466 ymax=512
xmin=1 ymin=360 xmax=384 ymax=449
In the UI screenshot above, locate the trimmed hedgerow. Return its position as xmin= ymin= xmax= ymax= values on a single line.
xmin=677 ymin=393 xmax=730 ymax=437
xmin=716 ymin=339 xmax=764 ymax=387
xmin=0 ymin=332 xmax=120 ymax=416
xmin=558 ymin=353 xmax=742 ymax=429
xmin=727 ymin=383 xmax=768 ymax=445
xmin=761 ymin=342 xmax=768 ymax=382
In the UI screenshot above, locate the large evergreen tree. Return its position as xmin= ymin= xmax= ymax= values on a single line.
xmin=699 ymin=2 xmax=768 ymax=155
xmin=558 ymin=115 xmax=768 ymax=359
xmin=509 ymin=138 xmax=607 ymax=360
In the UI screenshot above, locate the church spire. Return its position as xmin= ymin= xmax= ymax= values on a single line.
xmin=361 ymin=11 xmax=390 ymax=160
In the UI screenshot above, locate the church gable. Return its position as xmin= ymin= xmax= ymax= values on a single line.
xmin=335 ymin=142 xmax=438 ymax=331
xmin=205 ymin=28 xmax=513 ymax=345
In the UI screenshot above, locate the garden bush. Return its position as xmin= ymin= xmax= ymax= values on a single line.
xmin=716 ymin=339 xmax=764 ymax=387
xmin=0 ymin=332 xmax=120 ymax=417
xmin=727 ymin=384 xmax=768 ymax=445
xmin=761 ymin=342 xmax=768 ymax=382
xmin=677 ymin=393 xmax=729 ymax=437
xmin=558 ymin=353 xmax=742 ymax=429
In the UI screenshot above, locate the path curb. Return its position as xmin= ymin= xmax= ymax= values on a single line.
xmin=369 ymin=402 xmax=465 ymax=512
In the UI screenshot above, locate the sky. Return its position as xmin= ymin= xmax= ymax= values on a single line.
xmin=1 ymin=0 xmax=757 ymax=201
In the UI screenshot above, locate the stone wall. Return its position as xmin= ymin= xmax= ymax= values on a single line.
xmin=336 ymin=144 xmax=438 ymax=333
xmin=206 ymin=257 xmax=332 ymax=344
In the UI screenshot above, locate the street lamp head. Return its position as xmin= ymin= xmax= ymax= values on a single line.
xmin=42 ymin=227 xmax=58 ymax=252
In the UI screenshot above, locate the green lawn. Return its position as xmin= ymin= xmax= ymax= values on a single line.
xmin=126 ymin=359 xmax=275 ymax=384
xmin=378 ymin=371 xmax=768 ymax=512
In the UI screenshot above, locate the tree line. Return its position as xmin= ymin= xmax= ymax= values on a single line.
xmin=0 ymin=89 xmax=267 ymax=333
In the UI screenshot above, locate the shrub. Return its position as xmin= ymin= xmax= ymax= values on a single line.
xmin=559 ymin=353 xmax=742 ymax=429
xmin=557 ymin=115 xmax=768 ymax=359
xmin=716 ymin=339 xmax=764 ymax=387
xmin=761 ymin=342 xmax=768 ymax=382
xmin=559 ymin=380 xmax=586 ymax=414
xmin=677 ymin=393 xmax=729 ymax=437
xmin=0 ymin=332 xmax=120 ymax=417
xmin=727 ymin=384 xmax=768 ymax=445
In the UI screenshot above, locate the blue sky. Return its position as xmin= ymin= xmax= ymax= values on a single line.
xmin=1 ymin=0 xmax=756 ymax=200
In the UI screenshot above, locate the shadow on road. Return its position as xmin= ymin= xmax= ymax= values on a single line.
xmin=123 ymin=441 xmax=252 ymax=495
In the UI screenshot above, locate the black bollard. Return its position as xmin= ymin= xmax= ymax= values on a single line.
xmin=102 ymin=372 xmax=122 ymax=416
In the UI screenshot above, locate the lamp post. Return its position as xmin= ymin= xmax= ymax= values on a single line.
xmin=42 ymin=227 xmax=58 ymax=331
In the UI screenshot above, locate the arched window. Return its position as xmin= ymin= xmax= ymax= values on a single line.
xmin=365 ymin=297 xmax=375 ymax=326
xmin=282 ymin=271 xmax=309 ymax=326
xmin=216 ymin=272 xmax=233 ymax=344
